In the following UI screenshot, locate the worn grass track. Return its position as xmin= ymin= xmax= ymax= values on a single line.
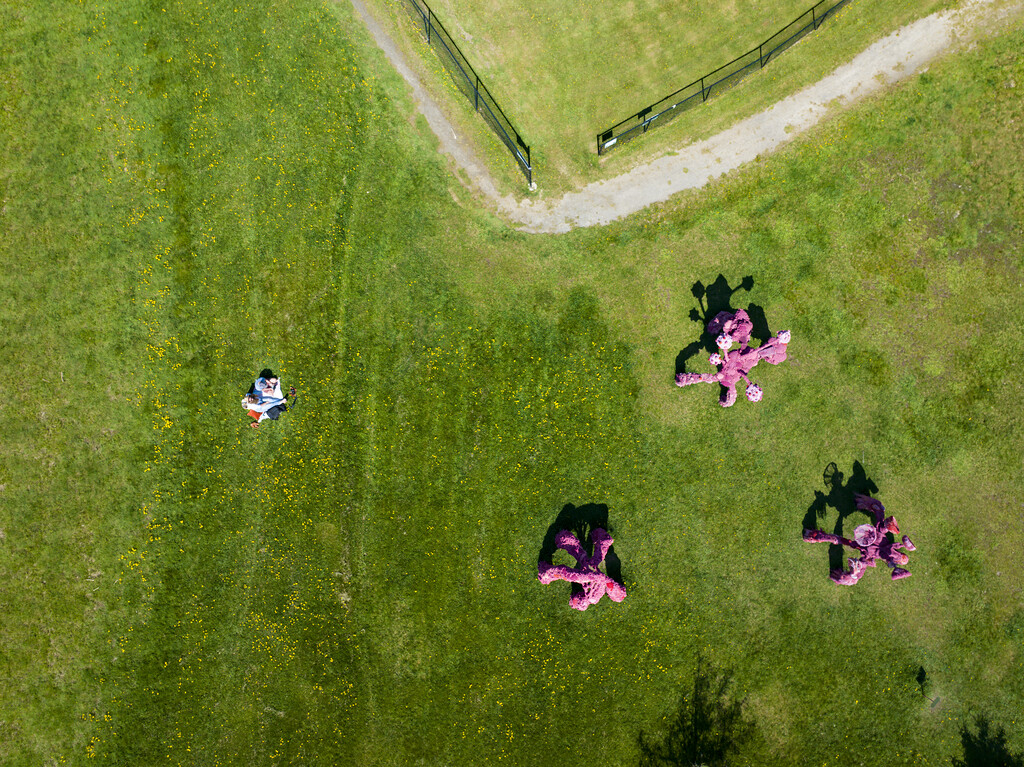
xmin=362 ymin=0 xmax=954 ymax=192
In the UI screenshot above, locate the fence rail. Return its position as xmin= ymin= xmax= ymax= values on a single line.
xmin=399 ymin=0 xmax=533 ymax=186
xmin=597 ymin=0 xmax=853 ymax=155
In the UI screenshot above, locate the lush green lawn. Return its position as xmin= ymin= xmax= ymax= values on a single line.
xmin=366 ymin=0 xmax=952 ymax=192
xmin=430 ymin=0 xmax=816 ymax=127
xmin=1 ymin=1 xmax=1022 ymax=765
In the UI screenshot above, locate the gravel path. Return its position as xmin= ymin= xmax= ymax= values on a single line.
xmin=348 ymin=0 xmax=1016 ymax=233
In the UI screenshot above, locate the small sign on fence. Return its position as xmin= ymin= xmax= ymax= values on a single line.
xmin=597 ymin=0 xmax=854 ymax=155
xmin=401 ymin=0 xmax=533 ymax=186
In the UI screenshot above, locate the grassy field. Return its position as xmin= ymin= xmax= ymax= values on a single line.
xmin=365 ymin=0 xmax=952 ymax=192
xmin=430 ymin=0 xmax=816 ymax=129
xmin=1 ymin=0 xmax=1023 ymax=765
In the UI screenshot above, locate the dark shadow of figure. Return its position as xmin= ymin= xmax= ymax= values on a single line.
xmin=675 ymin=275 xmax=770 ymax=378
xmin=915 ymin=666 xmax=943 ymax=709
xmin=802 ymin=461 xmax=879 ymax=572
xmin=637 ymin=656 xmax=756 ymax=767
xmin=953 ymin=716 xmax=1024 ymax=767
xmin=539 ymin=503 xmax=624 ymax=598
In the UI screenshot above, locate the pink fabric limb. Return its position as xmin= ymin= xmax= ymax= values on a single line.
xmin=538 ymin=563 xmax=592 ymax=585
xmin=854 ymin=494 xmax=886 ymax=524
xmin=604 ymin=579 xmax=627 ymax=602
xmin=676 ymin=372 xmax=719 ymax=387
xmin=830 ymin=567 xmax=863 ymax=586
xmin=806 ymin=495 xmax=916 ymax=585
xmin=554 ymin=528 xmax=587 ymax=563
xmin=537 ymin=529 xmax=627 ymax=610
xmin=706 ymin=311 xmax=733 ymax=337
xmin=572 ymin=586 xmax=603 ymax=611
xmin=736 ymin=348 xmax=761 ymax=375
xmin=756 ymin=337 xmax=789 ymax=365
xmin=677 ymin=312 xmax=789 ymax=407
xmin=885 ymin=547 xmax=909 ymax=566
xmin=832 ymin=556 xmax=870 ymax=586
xmin=718 ymin=350 xmax=753 ymax=385
xmin=708 ymin=309 xmax=753 ymax=346
xmin=803 ymin=529 xmax=857 ymax=548
xmin=572 ymin=575 xmax=621 ymax=610
xmin=718 ymin=367 xmax=743 ymax=388
xmin=588 ymin=528 xmax=614 ymax=566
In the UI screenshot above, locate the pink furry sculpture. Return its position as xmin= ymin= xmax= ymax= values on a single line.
xmin=675 ymin=309 xmax=790 ymax=407
xmin=538 ymin=528 xmax=627 ymax=611
xmin=803 ymin=494 xmax=917 ymax=585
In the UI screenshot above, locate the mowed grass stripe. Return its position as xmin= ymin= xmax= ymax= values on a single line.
xmin=49 ymin=0 xmax=373 ymax=763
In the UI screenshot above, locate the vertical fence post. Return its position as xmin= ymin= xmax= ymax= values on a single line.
xmin=407 ymin=0 xmax=532 ymax=186
xmin=596 ymin=0 xmax=842 ymax=155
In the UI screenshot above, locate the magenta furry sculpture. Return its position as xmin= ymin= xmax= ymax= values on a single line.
xmin=675 ymin=309 xmax=790 ymax=407
xmin=538 ymin=528 xmax=626 ymax=611
xmin=803 ymin=494 xmax=916 ymax=585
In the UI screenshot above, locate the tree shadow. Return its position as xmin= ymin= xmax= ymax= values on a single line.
xmin=675 ymin=274 xmax=770 ymax=377
xmin=953 ymin=716 xmax=1024 ymax=767
xmin=637 ymin=656 xmax=756 ymax=767
xmin=538 ymin=503 xmax=624 ymax=596
xmin=801 ymin=461 xmax=879 ymax=572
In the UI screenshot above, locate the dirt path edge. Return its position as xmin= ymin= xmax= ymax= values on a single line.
xmin=349 ymin=0 xmax=1018 ymax=234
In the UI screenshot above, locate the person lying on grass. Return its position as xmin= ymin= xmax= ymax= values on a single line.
xmin=242 ymin=374 xmax=296 ymax=429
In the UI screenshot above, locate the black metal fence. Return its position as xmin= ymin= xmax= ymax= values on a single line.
xmin=597 ymin=0 xmax=854 ymax=155
xmin=399 ymin=0 xmax=533 ymax=186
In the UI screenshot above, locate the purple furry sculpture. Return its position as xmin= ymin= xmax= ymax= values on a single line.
xmin=803 ymin=494 xmax=916 ymax=585
xmin=538 ymin=528 xmax=627 ymax=611
xmin=675 ymin=309 xmax=790 ymax=407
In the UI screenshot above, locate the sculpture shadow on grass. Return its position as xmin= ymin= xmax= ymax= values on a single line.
xmin=952 ymin=716 xmax=1024 ymax=767
xmin=538 ymin=503 xmax=624 ymax=597
xmin=675 ymin=274 xmax=770 ymax=378
xmin=802 ymin=461 xmax=879 ymax=572
xmin=636 ymin=657 xmax=756 ymax=767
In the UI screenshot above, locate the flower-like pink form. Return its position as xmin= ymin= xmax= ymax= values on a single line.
xmin=746 ymin=383 xmax=762 ymax=402
xmin=538 ymin=528 xmax=626 ymax=611
xmin=675 ymin=309 xmax=791 ymax=407
xmin=803 ymin=494 xmax=916 ymax=585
